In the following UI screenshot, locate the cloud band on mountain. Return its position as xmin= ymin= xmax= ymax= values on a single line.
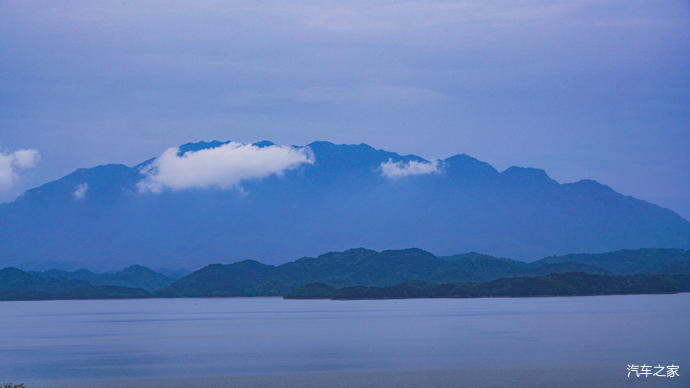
xmin=380 ymin=158 xmax=440 ymax=178
xmin=0 ymin=148 xmax=40 ymax=191
xmin=138 ymin=142 xmax=314 ymax=193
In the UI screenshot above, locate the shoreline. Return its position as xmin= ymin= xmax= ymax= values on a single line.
xmin=1 ymin=290 xmax=689 ymax=303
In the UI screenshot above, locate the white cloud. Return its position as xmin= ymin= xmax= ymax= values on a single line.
xmin=138 ymin=142 xmax=314 ymax=193
xmin=380 ymin=158 xmax=441 ymax=178
xmin=0 ymin=148 xmax=40 ymax=191
xmin=12 ymin=149 xmax=40 ymax=168
xmin=73 ymin=183 xmax=89 ymax=200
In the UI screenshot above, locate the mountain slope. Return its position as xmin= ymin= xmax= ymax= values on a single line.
xmin=0 ymin=268 xmax=150 ymax=301
xmin=286 ymin=273 xmax=690 ymax=300
xmin=158 ymin=248 xmax=684 ymax=297
xmin=37 ymin=265 xmax=175 ymax=290
xmin=1 ymin=140 xmax=688 ymax=269
xmin=4 ymin=248 xmax=688 ymax=300
xmin=533 ymin=249 xmax=690 ymax=275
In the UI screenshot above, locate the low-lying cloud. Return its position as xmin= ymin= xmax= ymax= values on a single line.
xmin=73 ymin=183 xmax=89 ymax=200
xmin=138 ymin=142 xmax=314 ymax=193
xmin=0 ymin=148 xmax=40 ymax=191
xmin=380 ymin=158 xmax=440 ymax=178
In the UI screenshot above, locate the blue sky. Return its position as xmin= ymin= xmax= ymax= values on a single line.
xmin=1 ymin=0 xmax=689 ymax=218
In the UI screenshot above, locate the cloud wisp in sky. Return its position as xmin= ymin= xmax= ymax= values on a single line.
xmin=138 ymin=142 xmax=314 ymax=193
xmin=0 ymin=149 xmax=40 ymax=191
xmin=380 ymin=158 xmax=440 ymax=178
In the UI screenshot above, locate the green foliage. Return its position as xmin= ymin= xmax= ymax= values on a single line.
xmin=37 ymin=265 xmax=175 ymax=290
xmin=160 ymin=248 xmax=688 ymax=298
xmin=0 ymin=268 xmax=151 ymax=301
xmin=3 ymin=248 xmax=688 ymax=301
xmin=535 ymin=248 xmax=690 ymax=275
xmin=286 ymin=273 xmax=690 ymax=300
xmin=3 ymin=383 xmax=26 ymax=388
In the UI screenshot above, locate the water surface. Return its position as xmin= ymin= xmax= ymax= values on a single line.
xmin=1 ymin=294 xmax=688 ymax=383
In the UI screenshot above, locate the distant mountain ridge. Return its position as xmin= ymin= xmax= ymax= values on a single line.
xmin=1 ymin=140 xmax=688 ymax=269
xmin=0 ymin=267 xmax=150 ymax=301
xmin=534 ymin=248 xmax=690 ymax=275
xmin=35 ymin=265 xmax=175 ymax=290
xmin=2 ymin=247 xmax=688 ymax=301
xmin=157 ymin=247 xmax=690 ymax=297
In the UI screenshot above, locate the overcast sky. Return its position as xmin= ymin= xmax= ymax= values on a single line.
xmin=1 ymin=0 xmax=689 ymax=218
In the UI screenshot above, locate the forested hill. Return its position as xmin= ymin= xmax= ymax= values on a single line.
xmin=2 ymin=248 xmax=689 ymax=301
xmin=285 ymin=273 xmax=690 ymax=300
xmin=157 ymin=248 xmax=690 ymax=297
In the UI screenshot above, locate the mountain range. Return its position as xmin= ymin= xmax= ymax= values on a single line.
xmin=0 ymin=267 xmax=150 ymax=301
xmin=156 ymin=247 xmax=690 ymax=297
xmin=1 ymin=140 xmax=688 ymax=269
xmin=2 ymin=248 xmax=689 ymax=301
xmin=34 ymin=265 xmax=175 ymax=291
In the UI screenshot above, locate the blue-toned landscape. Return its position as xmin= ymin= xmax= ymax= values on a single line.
xmin=1 ymin=0 xmax=688 ymax=387
xmin=2 ymin=140 xmax=689 ymax=270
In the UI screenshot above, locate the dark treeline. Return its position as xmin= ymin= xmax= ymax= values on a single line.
xmin=1 ymin=248 xmax=689 ymax=301
xmin=0 ymin=268 xmax=150 ymax=301
xmin=285 ymin=273 xmax=690 ymax=300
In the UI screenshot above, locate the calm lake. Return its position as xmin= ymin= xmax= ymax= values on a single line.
xmin=1 ymin=294 xmax=688 ymax=386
